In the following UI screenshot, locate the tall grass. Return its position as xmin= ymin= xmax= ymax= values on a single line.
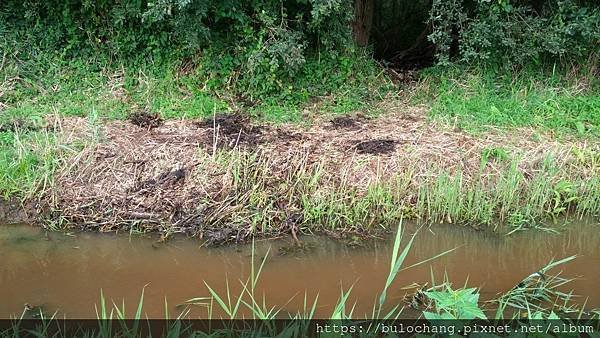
xmin=493 ymin=255 xmax=581 ymax=319
xmin=0 ymin=115 xmax=105 ymax=201
xmin=415 ymin=62 xmax=600 ymax=137
xmin=412 ymin=157 xmax=595 ymax=232
xmin=196 ymin=150 xmax=598 ymax=240
xmin=0 ymin=128 xmax=58 ymax=200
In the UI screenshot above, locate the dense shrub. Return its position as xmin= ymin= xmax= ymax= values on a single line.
xmin=428 ymin=0 xmax=599 ymax=66
xmin=1 ymin=0 xmax=598 ymax=98
xmin=0 ymin=0 xmax=355 ymax=96
xmin=0 ymin=0 xmax=352 ymax=57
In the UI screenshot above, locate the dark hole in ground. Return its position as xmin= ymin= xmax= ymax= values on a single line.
xmin=329 ymin=115 xmax=367 ymax=130
xmin=354 ymin=139 xmax=397 ymax=155
xmin=129 ymin=111 xmax=163 ymax=129
xmin=197 ymin=113 xmax=265 ymax=149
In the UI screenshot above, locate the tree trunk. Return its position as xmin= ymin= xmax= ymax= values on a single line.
xmin=352 ymin=0 xmax=375 ymax=47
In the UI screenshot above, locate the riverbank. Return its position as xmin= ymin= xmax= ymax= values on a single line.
xmin=2 ymin=99 xmax=596 ymax=243
xmin=1 ymin=48 xmax=599 ymax=242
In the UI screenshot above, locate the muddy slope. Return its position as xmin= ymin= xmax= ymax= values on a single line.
xmin=0 ymin=199 xmax=28 ymax=225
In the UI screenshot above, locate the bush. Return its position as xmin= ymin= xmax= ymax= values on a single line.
xmin=0 ymin=0 xmax=352 ymax=58
xmin=428 ymin=0 xmax=600 ymax=66
xmin=1 ymin=0 xmax=357 ymax=97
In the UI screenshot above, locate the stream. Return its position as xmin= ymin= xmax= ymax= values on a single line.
xmin=1 ymin=221 xmax=598 ymax=318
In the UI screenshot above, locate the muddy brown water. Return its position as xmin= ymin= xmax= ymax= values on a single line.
xmin=1 ymin=221 xmax=599 ymax=319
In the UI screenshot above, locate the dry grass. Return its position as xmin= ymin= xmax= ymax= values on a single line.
xmin=37 ymin=103 xmax=599 ymax=242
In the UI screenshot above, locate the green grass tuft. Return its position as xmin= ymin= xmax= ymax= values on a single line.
xmin=415 ymin=63 xmax=600 ymax=137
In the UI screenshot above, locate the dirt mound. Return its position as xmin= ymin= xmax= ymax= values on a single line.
xmin=129 ymin=111 xmax=163 ymax=129
xmin=354 ymin=139 xmax=397 ymax=154
xmin=197 ymin=114 xmax=265 ymax=149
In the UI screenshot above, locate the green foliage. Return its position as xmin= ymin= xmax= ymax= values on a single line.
xmin=0 ymin=0 xmax=388 ymax=123
xmin=423 ymin=286 xmax=487 ymax=320
xmin=428 ymin=0 xmax=600 ymax=66
xmin=495 ymin=255 xmax=578 ymax=317
xmin=0 ymin=41 xmax=388 ymax=127
xmin=0 ymin=0 xmax=353 ymax=78
xmin=417 ymin=64 xmax=600 ymax=136
xmin=413 ymin=153 xmax=599 ymax=230
xmin=481 ymin=147 xmax=510 ymax=162
xmin=0 ymin=48 xmax=229 ymax=122
xmin=550 ymin=180 xmax=578 ymax=218
xmin=200 ymin=44 xmax=388 ymax=105
xmin=428 ymin=0 xmax=469 ymax=66
xmin=0 ymin=130 xmax=58 ymax=199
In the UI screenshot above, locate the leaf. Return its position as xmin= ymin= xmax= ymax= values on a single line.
xmin=575 ymin=121 xmax=586 ymax=135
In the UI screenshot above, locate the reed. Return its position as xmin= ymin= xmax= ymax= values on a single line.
xmin=236 ymin=149 xmax=595 ymax=235
xmin=85 ymin=147 xmax=600 ymax=239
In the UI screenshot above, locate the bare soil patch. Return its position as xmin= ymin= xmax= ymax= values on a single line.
xmin=128 ymin=110 xmax=163 ymax=129
xmin=354 ymin=139 xmax=397 ymax=155
xmin=197 ymin=113 xmax=265 ymax=150
xmin=0 ymin=199 xmax=28 ymax=225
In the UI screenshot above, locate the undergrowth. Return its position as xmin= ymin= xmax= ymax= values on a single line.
xmin=414 ymin=60 xmax=600 ymax=137
xmin=1 ymin=13 xmax=598 ymax=234
xmin=212 ymin=151 xmax=599 ymax=236
xmin=46 ymin=147 xmax=600 ymax=240
xmin=0 ymin=29 xmax=389 ymax=202
xmin=0 ymin=129 xmax=58 ymax=200
xmin=0 ymin=31 xmax=390 ymax=126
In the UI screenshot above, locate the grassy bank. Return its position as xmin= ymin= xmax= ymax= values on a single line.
xmin=0 ymin=37 xmax=389 ymax=207
xmin=1 ymin=35 xmax=599 ymax=235
xmin=414 ymin=61 xmax=600 ymax=137
xmin=0 ymin=33 xmax=390 ymax=125
xmin=21 ymin=109 xmax=594 ymax=242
